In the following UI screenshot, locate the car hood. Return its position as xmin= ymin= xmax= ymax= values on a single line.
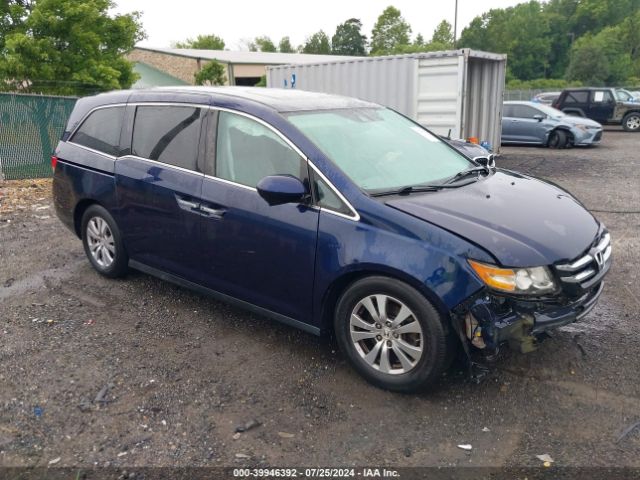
xmin=385 ymin=170 xmax=600 ymax=267
xmin=558 ymin=116 xmax=602 ymax=128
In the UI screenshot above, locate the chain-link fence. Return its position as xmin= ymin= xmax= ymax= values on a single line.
xmin=0 ymin=92 xmax=77 ymax=180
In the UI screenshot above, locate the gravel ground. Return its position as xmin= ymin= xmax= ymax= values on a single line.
xmin=0 ymin=131 xmax=639 ymax=472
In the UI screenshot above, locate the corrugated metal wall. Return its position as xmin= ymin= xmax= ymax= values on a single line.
xmin=461 ymin=57 xmax=506 ymax=151
xmin=415 ymin=55 xmax=464 ymax=137
xmin=267 ymin=56 xmax=417 ymax=116
xmin=267 ymin=50 xmax=506 ymax=151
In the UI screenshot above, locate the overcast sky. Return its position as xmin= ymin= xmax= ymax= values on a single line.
xmin=113 ymin=0 xmax=526 ymax=50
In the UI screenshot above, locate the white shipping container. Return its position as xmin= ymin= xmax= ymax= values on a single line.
xmin=267 ymin=49 xmax=507 ymax=151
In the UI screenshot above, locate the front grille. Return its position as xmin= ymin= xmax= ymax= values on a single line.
xmin=555 ymin=232 xmax=611 ymax=295
xmin=593 ymin=131 xmax=603 ymax=142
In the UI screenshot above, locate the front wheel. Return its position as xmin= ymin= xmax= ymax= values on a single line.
xmin=622 ymin=112 xmax=640 ymax=132
xmin=81 ymin=204 xmax=128 ymax=278
xmin=548 ymin=129 xmax=568 ymax=149
xmin=334 ymin=276 xmax=449 ymax=392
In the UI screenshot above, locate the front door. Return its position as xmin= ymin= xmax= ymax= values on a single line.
xmin=509 ymin=105 xmax=548 ymax=143
xmin=589 ymin=90 xmax=615 ymax=123
xmin=115 ymin=104 xmax=205 ymax=279
xmin=199 ymin=110 xmax=319 ymax=323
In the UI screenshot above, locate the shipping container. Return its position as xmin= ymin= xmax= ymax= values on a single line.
xmin=267 ymin=49 xmax=507 ymax=151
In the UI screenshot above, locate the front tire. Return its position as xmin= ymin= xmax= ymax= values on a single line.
xmin=548 ymin=129 xmax=567 ymax=149
xmin=622 ymin=112 xmax=640 ymax=132
xmin=81 ymin=204 xmax=128 ymax=278
xmin=334 ymin=276 xmax=449 ymax=392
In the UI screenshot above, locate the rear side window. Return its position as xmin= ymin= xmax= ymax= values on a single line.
xmin=71 ymin=106 xmax=124 ymax=156
xmin=132 ymin=106 xmax=203 ymax=171
xmin=511 ymin=105 xmax=540 ymax=119
xmin=564 ymin=91 xmax=589 ymax=104
xmin=503 ymin=105 xmax=514 ymax=117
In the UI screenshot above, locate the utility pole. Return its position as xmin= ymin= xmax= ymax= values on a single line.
xmin=453 ymin=0 xmax=459 ymax=44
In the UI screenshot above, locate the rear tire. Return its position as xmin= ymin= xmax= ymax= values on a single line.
xmin=622 ymin=112 xmax=640 ymax=132
xmin=334 ymin=276 xmax=449 ymax=393
xmin=548 ymin=129 xmax=567 ymax=149
xmin=81 ymin=205 xmax=128 ymax=278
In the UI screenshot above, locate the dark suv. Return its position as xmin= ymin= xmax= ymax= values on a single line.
xmin=553 ymin=87 xmax=640 ymax=132
xmin=52 ymin=87 xmax=612 ymax=392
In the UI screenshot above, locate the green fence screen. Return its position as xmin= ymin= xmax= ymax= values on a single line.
xmin=0 ymin=92 xmax=77 ymax=180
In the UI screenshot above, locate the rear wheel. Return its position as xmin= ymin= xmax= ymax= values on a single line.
xmin=548 ymin=129 xmax=567 ymax=149
xmin=334 ymin=276 xmax=449 ymax=392
xmin=81 ymin=205 xmax=128 ymax=278
xmin=622 ymin=112 xmax=640 ymax=132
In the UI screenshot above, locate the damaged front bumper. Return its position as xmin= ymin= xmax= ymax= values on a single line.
xmin=453 ymin=281 xmax=605 ymax=354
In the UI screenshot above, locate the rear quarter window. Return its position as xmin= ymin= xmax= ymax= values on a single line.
xmin=564 ymin=91 xmax=589 ymax=104
xmin=70 ymin=106 xmax=125 ymax=157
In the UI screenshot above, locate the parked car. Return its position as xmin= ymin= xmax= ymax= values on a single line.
xmin=440 ymin=136 xmax=495 ymax=166
xmin=631 ymin=91 xmax=640 ymax=101
xmin=531 ymin=91 xmax=561 ymax=105
xmin=52 ymin=88 xmax=612 ymax=392
xmin=502 ymin=101 xmax=603 ymax=148
xmin=552 ymin=87 xmax=640 ymax=132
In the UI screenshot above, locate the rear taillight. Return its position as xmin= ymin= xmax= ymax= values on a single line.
xmin=51 ymin=155 xmax=58 ymax=171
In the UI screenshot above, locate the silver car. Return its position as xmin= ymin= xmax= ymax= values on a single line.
xmin=502 ymin=101 xmax=603 ymax=148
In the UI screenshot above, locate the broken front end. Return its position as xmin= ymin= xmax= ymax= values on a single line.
xmin=454 ymin=231 xmax=612 ymax=354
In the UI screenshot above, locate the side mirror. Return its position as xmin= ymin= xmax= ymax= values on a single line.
xmin=533 ymin=114 xmax=545 ymax=122
xmin=256 ymin=175 xmax=307 ymax=206
xmin=474 ymin=155 xmax=496 ymax=168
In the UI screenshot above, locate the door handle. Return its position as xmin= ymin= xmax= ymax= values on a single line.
xmin=176 ymin=197 xmax=200 ymax=211
xmin=200 ymin=205 xmax=226 ymax=219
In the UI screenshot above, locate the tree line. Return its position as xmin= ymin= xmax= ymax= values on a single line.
xmin=173 ymin=6 xmax=455 ymax=58
xmin=459 ymin=0 xmax=640 ymax=88
xmin=178 ymin=1 xmax=640 ymax=88
xmin=2 ymin=1 xmax=638 ymax=96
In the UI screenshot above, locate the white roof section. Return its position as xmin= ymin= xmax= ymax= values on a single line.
xmin=267 ymin=48 xmax=507 ymax=70
xmin=135 ymin=47 xmax=363 ymax=65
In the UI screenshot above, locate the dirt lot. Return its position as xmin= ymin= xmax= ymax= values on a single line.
xmin=1 ymin=131 xmax=639 ymax=474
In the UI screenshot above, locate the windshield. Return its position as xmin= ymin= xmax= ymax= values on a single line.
xmin=286 ymin=108 xmax=472 ymax=192
xmin=534 ymin=104 xmax=565 ymax=118
xmin=616 ymin=89 xmax=633 ymax=101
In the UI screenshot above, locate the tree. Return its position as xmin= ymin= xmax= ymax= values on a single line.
xmin=370 ymin=6 xmax=411 ymax=55
xmin=413 ymin=34 xmax=425 ymax=47
xmin=565 ymin=35 xmax=610 ymax=85
xmin=174 ymin=34 xmax=225 ymax=50
xmin=194 ymin=60 xmax=226 ymax=86
xmin=458 ymin=0 xmax=640 ymax=82
xmin=567 ymin=25 xmax=633 ymax=85
xmin=278 ymin=36 xmax=295 ymax=53
xmin=458 ymin=2 xmax=552 ymax=80
xmin=0 ymin=1 xmax=33 ymax=50
xmin=332 ymin=18 xmax=367 ymax=56
xmin=302 ymin=30 xmax=331 ymax=54
xmin=0 ymin=0 xmax=145 ymax=95
xmin=253 ymin=35 xmax=277 ymax=52
xmin=431 ymin=20 xmax=454 ymax=48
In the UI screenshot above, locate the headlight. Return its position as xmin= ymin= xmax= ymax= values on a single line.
xmin=575 ymin=124 xmax=589 ymax=132
xmin=468 ymin=260 xmax=556 ymax=295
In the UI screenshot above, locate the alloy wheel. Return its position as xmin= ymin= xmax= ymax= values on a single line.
xmin=626 ymin=115 xmax=640 ymax=131
xmin=86 ymin=216 xmax=115 ymax=268
xmin=349 ymin=294 xmax=424 ymax=375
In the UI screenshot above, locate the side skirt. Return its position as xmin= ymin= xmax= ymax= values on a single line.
xmin=129 ymin=260 xmax=321 ymax=336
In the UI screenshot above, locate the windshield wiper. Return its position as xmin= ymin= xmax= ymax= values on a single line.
xmin=370 ymin=179 xmax=477 ymax=197
xmin=444 ymin=166 xmax=489 ymax=184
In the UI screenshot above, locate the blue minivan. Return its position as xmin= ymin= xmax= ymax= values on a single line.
xmin=52 ymin=87 xmax=611 ymax=392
